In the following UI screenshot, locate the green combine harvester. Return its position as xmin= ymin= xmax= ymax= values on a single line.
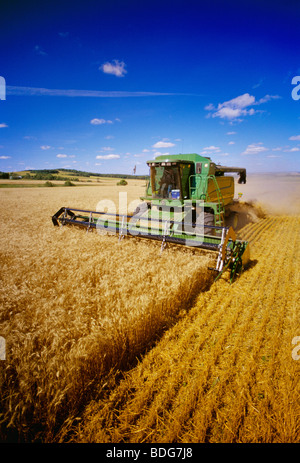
xmin=52 ymin=153 xmax=250 ymax=282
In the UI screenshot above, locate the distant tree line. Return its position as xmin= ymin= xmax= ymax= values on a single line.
xmin=27 ymin=169 xmax=149 ymax=180
xmin=0 ymin=169 xmax=149 ymax=181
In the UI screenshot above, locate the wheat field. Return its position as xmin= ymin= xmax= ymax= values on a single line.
xmin=0 ymin=176 xmax=300 ymax=443
xmin=77 ymin=214 xmax=300 ymax=443
xmin=0 ymin=180 xmax=214 ymax=442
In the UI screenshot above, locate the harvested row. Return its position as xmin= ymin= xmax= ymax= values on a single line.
xmin=77 ymin=215 xmax=300 ymax=443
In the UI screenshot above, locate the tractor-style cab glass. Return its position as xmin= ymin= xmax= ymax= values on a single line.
xmin=150 ymin=163 xmax=181 ymax=199
xmin=149 ymin=162 xmax=194 ymax=200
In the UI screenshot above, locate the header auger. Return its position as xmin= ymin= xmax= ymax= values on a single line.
xmin=52 ymin=153 xmax=250 ymax=282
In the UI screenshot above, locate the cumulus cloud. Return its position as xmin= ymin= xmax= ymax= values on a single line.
xmin=90 ymin=118 xmax=113 ymax=125
xmin=0 ymin=156 xmax=11 ymax=159
xmin=95 ymin=154 xmax=120 ymax=160
xmin=100 ymin=60 xmax=127 ymax=77
xmin=56 ymin=154 xmax=68 ymax=158
xmin=205 ymin=93 xmax=280 ymax=121
xmin=40 ymin=145 xmax=51 ymax=150
xmin=241 ymin=143 xmax=268 ymax=155
xmin=289 ymin=135 xmax=300 ymax=141
xmin=152 ymin=141 xmax=175 ymax=148
xmin=0 ymin=123 xmax=8 ymax=128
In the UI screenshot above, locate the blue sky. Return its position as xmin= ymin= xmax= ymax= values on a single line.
xmin=1 ymin=0 xmax=300 ymax=175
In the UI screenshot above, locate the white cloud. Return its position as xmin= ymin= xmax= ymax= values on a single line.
xmin=225 ymin=93 xmax=256 ymax=109
xmin=289 ymin=135 xmax=300 ymax=141
xmin=95 ymin=154 xmax=120 ymax=160
xmin=7 ymin=86 xmax=179 ymax=98
xmin=256 ymin=94 xmax=281 ymax=104
xmin=100 ymin=147 xmax=114 ymax=151
xmin=204 ymin=103 xmax=215 ymax=111
xmin=201 ymin=145 xmax=221 ymax=155
xmin=56 ymin=154 xmax=68 ymax=158
xmin=90 ymin=118 xmax=113 ymax=125
xmin=40 ymin=145 xmax=51 ymax=150
xmin=241 ymin=143 xmax=268 ymax=155
xmin=284 ymin=147 xmax=300 ymax=152
xmin=228 ymin=141 xmax=235 ymax=145
xmin=0 ymin=156 xmax=11 ymax=159
xmin=100 ymin=60 xmax=127 ymax=77
xmin=227 ymin=131 xmax=236 ymax=135
xmin=0 ymin=123 xmax=8 ymax=128
xmin=203 ymin=145 xmax=220 ymax=151
xmin=205 ymin=92 xmax=280 ymax=121
xmin=152 ymin=141 xmax=175 ymax=148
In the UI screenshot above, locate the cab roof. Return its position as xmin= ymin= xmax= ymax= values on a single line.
xmin=147 ymin=153 xmax=212 ymax=165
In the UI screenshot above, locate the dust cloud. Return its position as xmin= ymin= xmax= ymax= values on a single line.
xmin=234 ymin=173 xmax=300 ymax=216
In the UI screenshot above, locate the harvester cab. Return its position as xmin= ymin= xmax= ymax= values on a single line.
xmin=52 ymin=153 xmax=250 ymax=283
xmin=143 ymin=153 xmax=246 ymax=228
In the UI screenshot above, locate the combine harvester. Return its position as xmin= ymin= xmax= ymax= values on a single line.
xmin=52 ymin=153 xmax=250 ymax=282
